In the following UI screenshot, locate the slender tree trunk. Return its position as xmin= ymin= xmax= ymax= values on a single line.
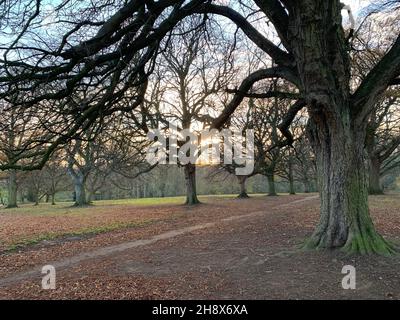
xmin=303 ymin=178 xmax=311 ymax=193
xmin=184 ymin=163 xmax=199 ymax=205
xmin=160 ymin=182 xmax=166 ymax=197
xmin=304 ymin=114 xmax=394 ymax=255
xmin=51 ymin=193 xmax=56 ymax=205
xmin=288 ymin=177 xmax=295 ymax=195
xmin=130 ymin=187 xmax=134 ymax=198
xmin=237 ymin=175 xmax=249 ymax=198
xmin=368 ymin=156 xmax=383 ymax=195
xmin=86 ymin=190 xmax=94 ymax=204
xmin=73 ymin=178 xmax=87 ymax=206
xmin=7 ymin=169 xmax=18 ymax=208
xmin=266 ymin=173 xmax=277 ymax=196
xmin=288 ymin=157 xmax=296 ymax=195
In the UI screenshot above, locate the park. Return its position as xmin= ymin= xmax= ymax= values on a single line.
xmin=0 ymin=0 xmax=399 ymax=301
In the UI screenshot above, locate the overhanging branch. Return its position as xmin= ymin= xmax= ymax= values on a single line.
xmin=352 ymin=35 xmax=400 ymax=119
xmin=211 ymin=67 xmax=298 ymax=129
xmin=196 ymin=3 xmax=294 ymax=67
xmin=277 ymin=99 xmax=307 ymax=147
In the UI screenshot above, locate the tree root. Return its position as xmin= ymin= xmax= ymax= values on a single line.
xmin=184 ymin=199 xmax=200 ymax=205
xmin=301 ymin=233 xmax=398 ymax=256
xmin=342 ymin=232 xmax=398 ymax=256
xmin=237 ymin=192 xmax=250 ymax=199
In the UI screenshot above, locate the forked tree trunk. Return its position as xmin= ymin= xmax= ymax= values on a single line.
xmin=74 ymin=179 xmax=87 ymax=206
xmin=267 ymin=173 xmax=277 ymax=196
xmin=184 ymin=163 xmax=199 ymax=205
xmin=68 ymin=166 xmax=89 ymax=206
xmin=237 ymin=175 xmax=249 ymax=198
xmin=285 ymin=1 xmax=396 ymax=255
xmin=7 ymin=169 xmax=18 ymax=208
xmin=304 ymin=113 xmax=395 ymax=255
xmin=368 ymin=156 xmax=383 ymax=195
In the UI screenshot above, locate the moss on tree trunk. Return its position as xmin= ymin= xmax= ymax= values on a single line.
xmin=304 ymin=114 xmax=396 ymax=255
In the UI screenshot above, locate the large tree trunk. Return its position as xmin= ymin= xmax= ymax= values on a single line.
xmin=368 ymin=156 xmax=383 ymax=195
xmin=286 ymin=1 xmax=395 ymax=255
xmin=304 ymin=113 xmax=395 ymax=255
xmin=266 ymin=173 xmax=277 ymax=196
xmin=7 ymin=170 xmax=18 ymax=208
xmin=184 ymin=163 xmax=199 ymax=205
xmin=237 ymin=175 xmax=249 ymax=198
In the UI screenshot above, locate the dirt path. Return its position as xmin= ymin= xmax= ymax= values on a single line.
xmin=1 ymin=194 xmax=400 ymax=299
xmin=0 ymin=195 xmax=318 ymax=288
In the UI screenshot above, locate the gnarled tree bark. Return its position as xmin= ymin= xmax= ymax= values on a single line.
xmin=304 ymin=107 xmax=395 ymax=254
xmin=285 ymin=1 xmax=398 ymax=254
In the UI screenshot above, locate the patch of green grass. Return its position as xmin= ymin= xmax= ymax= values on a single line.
xmin=4 ymin=219 xmax=155 ymax=253
xmin=93 ymin=193 xmax=265 ymax=206
xmin=0 ymin=193 xmax=300 ymax=217
xmin=0 ymin=202 xmax=88 ymax=216
xmin=95 ymin=196 xmax=187 ymax=207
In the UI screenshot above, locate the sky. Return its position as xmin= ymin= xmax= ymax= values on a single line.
xmin=343 ymin=0 xmax=372 ymax=17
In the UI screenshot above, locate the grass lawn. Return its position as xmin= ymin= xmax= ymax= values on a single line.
xmin=1 ymin=193 xmax=271 ymax=216
xmin=0 ymin=193 xmax=271 ymax=252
